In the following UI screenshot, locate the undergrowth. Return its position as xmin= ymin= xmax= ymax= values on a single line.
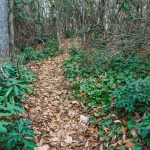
xmin=19 ymin=40 xmax=58 ymax=63
xmin=0 ymin=39 xmax=59 ymax=149
xmin=64 ymin=46 xmax=150 ymax=149
xmin=0 ymin=63 xmax=37 ymax=150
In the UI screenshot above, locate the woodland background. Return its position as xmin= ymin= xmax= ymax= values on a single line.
xmin=0 ymin=0 xmax=150 ymax=57
xmin=0 ymin=0 xmax=150 ymax=150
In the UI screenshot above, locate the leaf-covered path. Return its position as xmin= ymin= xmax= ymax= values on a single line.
xmin=26 ymin=52 xmax=96 ymax=150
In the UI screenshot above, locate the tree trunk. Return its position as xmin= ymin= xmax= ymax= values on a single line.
xmin=9 ymin=0 xmax=15 ymax=60
xmin=56 ymin=11 xmax=62 ymax=49
xmin=0 ymin=0 xmax=9 ymax=57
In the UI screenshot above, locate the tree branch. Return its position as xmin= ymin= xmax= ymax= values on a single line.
xmin=0 ymin=67 xmax=9 ymax=82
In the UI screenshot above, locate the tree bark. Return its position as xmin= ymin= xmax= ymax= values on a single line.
xmin=0 ymin=0 xmax=9 ymax=57
xmin=9 ymin=0 xmax=15 ymax=60
xmin=56 ymin=11 xmax=62 ymax=49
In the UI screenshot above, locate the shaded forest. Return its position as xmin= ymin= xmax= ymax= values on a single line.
xmin=0 ymin=0 xmax=150 ymax=150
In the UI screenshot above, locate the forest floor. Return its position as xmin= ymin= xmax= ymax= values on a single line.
xmin=25 ymin=52 xmax=98 ymax=150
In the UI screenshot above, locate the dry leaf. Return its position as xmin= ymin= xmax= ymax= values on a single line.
xmin=85 ymin=141 xmax=89 ymax=147
xmin=80 ymin=115 xmax=89 ymax=128
xmin=103 ymin=127 xmax=109 ymax=132
xmin=71 ymin=101 xmax=79 ymax=105
xmin=68 ymin=110 xmax=78 ymax=117
xmin=125 ymin=139 xmax=135 ymax=148
xmin=134 ymin=112 xmax=142 ymax=122
xmin=51 ymin=137 xmax=60 ymax=142
xmin=131 ymin=128 xmax=138 ymax=138
xmin=25 ymin=51 xmax=97 ymax=150
xmin=64 ymin=136 xmax=73 ymax=144
xmin=110 ymin=142 xmax=118 ymax=148
xmin=114 ymin=120 xmax=121 ymax=123
xmin=99 ymin=144 xmax=103 ymax=150
xmin=35 ymin=145 xmax=50 ymax=150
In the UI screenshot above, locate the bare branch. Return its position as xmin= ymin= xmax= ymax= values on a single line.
xmin=0 ymin=67 xmax=9 ymax=82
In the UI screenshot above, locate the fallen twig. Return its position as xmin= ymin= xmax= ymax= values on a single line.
xmin=0 ymin=67 xmax=9 ymax=82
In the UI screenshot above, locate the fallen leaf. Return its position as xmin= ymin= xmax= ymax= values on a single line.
xmin=64 ymin=136 xmax=73 ymax=144
xmin=85 ymin=141 xmax=89 ymax=147
xmin=71 ymin=101 xmax=79 ymax=105
xmin=35 ymin=145 xmax=50 ymax=150
xmin=99 ymin=144 xmax=103 ymax=150
xmin=103 ymin=127 xmax=109 ymax=132
xmin=25 ymin=51 xmax=97 ymax=150
xmin=80 ymin=115 xmax=89 ymax=128
xmin=110 ymin=142 xmax=118 ymax=148
xmin=51 ymin=137 xmax=60 ymax=142
xmin=131 ymin=128 xmax=138 ymax=138
xmin=134 ymin=112 xmax=142 ymax=122
xmin=68 ymin=110 xmax=78 ymax=117
xmin=125 ymin=139 xmax=135 ymax=148
xmin=114 ymin=120 xmax=121 ymax=123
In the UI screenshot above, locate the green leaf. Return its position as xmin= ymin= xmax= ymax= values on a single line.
xmin=98 ymin=130 xmax=105 ymax=136
xmin=7 ymin=102 xmax=24 ymax=113
xmin=0 ymin=113 xmax=12 ymax=117
xmin=0 ymin=121 xmax=10 ymax=133
xmin=13 ymin=105 xmax=24 ymax=113
xmin=14 ymin=85 xmax=19 ymax=96
xmin=116 ymin=129 xmax=123 ymax=135
xmin=120 ymin=146 xmax=126 ymax=150
xmin=26 ymin=129 xmax=35 ymax=137
xmin=23 ymin=138 xmax=37 ymax=150
xmin=18 ymin=119 xmax=24 ymax=133
xmin=0 ymin=96 xmax=5 ymax=102
xmin=9 ymin=96 xmax=14 ymax=104
xmin=109 ymin=147 xmax=114 ymax=150
xmin=133 ymin=144 xmax=142 ymax=150
xmin=5 ymin=87 xmax=13 ymax=97
xmin=0 ymin=136 xmax=5 ymax=142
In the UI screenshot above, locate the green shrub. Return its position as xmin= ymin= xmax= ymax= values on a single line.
xmin=21 ymin=46 xmax=45 ymax=62
xmin=136 ymin=112 xmax=150 ymax=147
xmin=64 ymin=30 xmax=74 ymax=39
xmin=19 ymin=40 xmax=58 ymax=63
xmin=71 ymin=76 xmax=115 ymax=106
xmin=0 ymin=63 xmax=36 ymax=150
xmin=0 ymin=119 xmax=36 ymax=150
xmin=77 ymin=28 xmax=85 ymax=37
xmin=1 ymin=64 xmax=36 ymax=104
xmin=113 ymin=77 xmax=150 ymax=112
xmin=43 ymin=40 xmax=58 ymax=57
xmin=64 ymin=47 xmax=150 ymax=148
xmin=64 ymin=47 xmax=84 ymax=80
xmin=2 ymin=63 xmax=37 ymax=83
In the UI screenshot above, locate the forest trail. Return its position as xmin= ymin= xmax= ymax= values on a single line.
xmin=26 ymin=52 xmax=96 ymax=150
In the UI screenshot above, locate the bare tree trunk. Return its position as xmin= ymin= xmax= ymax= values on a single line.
xmin=0 ymin=0 xmax=9 ymax=57
xmin=56 ymin=15 xmax=61 ymax=49
xmin=9 ymin=0 xmax=15 ymax=60
xmin=56 ymin=11 xmax=62 ymax=49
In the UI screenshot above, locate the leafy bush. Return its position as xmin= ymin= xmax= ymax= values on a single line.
xmin=43 ymin=40 xmax=58 ymax=57
xmin=77 ymin=28 xmax=85 ymax=37
xmin=64 ymin=47 xmax=150 ymax=148
xmin=20 ymin=46 xmax=45 ymax=62
xmin=64 ymin=46 xmax=85 ymax=80
xmin=0 ymin=119 xmax=36 ymax=150
xmin=0 ymin=63 xmax=36 ymax=150
xmin=71 ymin=76 xmax=115 ymax=106
xmin=64 ymin=30 xmax=74 ymax=39
xmin=64 ymin=46 xmax=150 ymax=79
xmin=3 ymin=63 xmax=37 ymax=84
xmin=19 ymin=40 xmax=58 ymax=63
xmin=113 ymin=77 xmax=150 ymax=112
xmin=136 ymin=112 xmax=150 ymax=147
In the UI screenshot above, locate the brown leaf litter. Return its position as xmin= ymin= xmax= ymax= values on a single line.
xmin=26 ymin=52 xmax=98 ymax=150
